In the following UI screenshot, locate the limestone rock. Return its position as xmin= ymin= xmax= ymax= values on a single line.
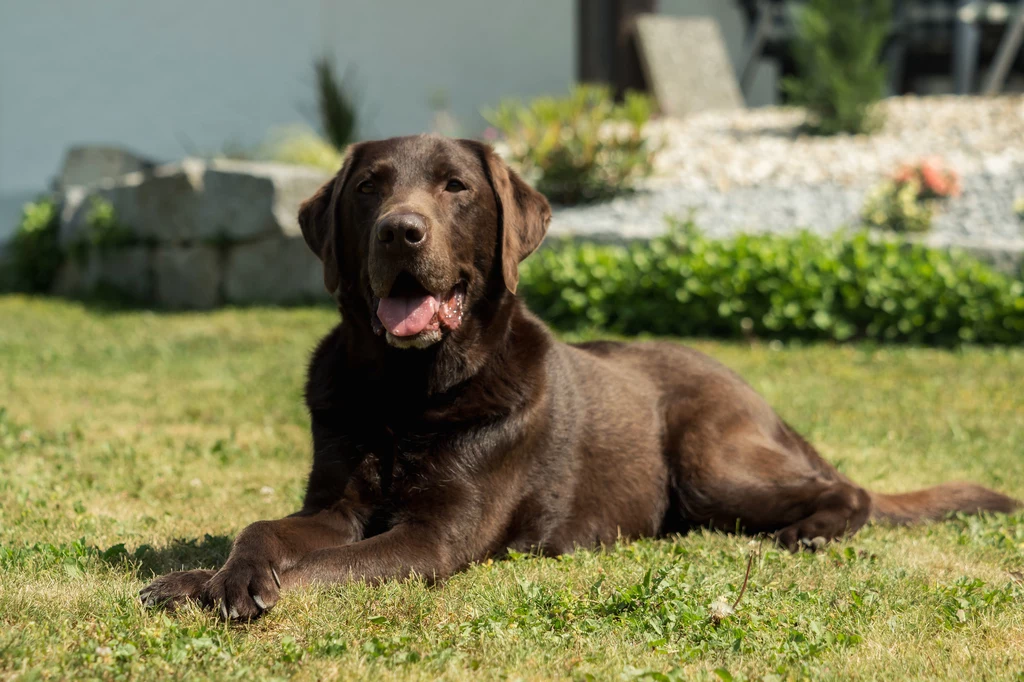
xmin=199 ymin=160 xmax=330 ymax=242
xmin=635 ymin=15 xmax=743 ymax=117
xmin=223 ymin=236 xmax=326 ymax=305
xmin=154 ymin=245 xmax=221 ymax=309
xmin=59 ymin=159 xmax=330 ymax=248
xmin=54 ymin=145 xmax=156 ymax=192
xmin=51 ymin=247 xmax=153 ymax=300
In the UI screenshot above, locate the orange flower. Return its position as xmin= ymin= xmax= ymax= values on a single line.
xmin=892 ymin=165 xmax=916 ymax=185
xmin=892 ymin=158 xmax=960 ymax=199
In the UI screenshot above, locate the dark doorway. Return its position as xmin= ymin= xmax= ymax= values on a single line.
xmin=577 ymin=0 xmax=657 ymax=95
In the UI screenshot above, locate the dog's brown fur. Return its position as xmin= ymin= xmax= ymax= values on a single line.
xmin=140 ymin=135 xmax=1020 ymax=620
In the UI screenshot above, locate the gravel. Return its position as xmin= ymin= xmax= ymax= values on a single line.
xmin=648 ymin=95 xmax=1024 ymax=189
xmin=548 ymin=96 xmax=1024 ymax=270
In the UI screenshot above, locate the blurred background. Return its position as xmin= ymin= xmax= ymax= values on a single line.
xmin=1 ymin=0 xmax=1023 ymax=340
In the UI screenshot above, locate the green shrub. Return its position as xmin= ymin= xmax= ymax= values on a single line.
xmin=519 ymin=219 xmax=1024 ymax=345
xmin=314 ymin=56 xmax=357 ymax=150
xmin=862 ymin=179 xmax=934 ymax=233
xmin=784 ymin=0 xmax=890 ymax=135
xmin=84 ymin=196 xmax=134 ymax=248
xmin=4 ymin=197 xmax=63 ymax=293
xmin=259 ymin=125 xmax=344 ymax=171
xmin=66 ymin=196 xmax=136 ymax=263
xmin=484 ymin=85 xmax=658 ymax=205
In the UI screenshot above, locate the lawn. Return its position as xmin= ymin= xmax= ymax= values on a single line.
xmin=1 ymin=295 xmax=1022 ymax=681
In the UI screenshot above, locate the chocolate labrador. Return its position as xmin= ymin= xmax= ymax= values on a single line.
xmin=140 ymin=135 xmax=1019 ymax=620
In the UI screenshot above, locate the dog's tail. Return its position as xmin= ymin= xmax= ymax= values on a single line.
xmin=869 ymin=482 xmax=1020 ymax=524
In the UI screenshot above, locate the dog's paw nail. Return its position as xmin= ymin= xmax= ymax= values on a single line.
xmin=253 ymin=595 xmax=267 ymax=611
xmin=228 ymin=606 xmax=239 ymax=620
xmin=810 ymin=536 xmax=827 ymax=549
xmin=271 ymin=567 xmax=281 ymax=588
xmin=220 ymin=603 xmax=229 ymax=620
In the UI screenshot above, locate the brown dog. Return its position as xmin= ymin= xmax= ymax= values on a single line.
xmin=140 ymin=135 xmax=1019 ymax=620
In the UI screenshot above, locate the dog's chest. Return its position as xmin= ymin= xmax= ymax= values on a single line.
xmin=351 ymin=435 xmax=437 ymax=500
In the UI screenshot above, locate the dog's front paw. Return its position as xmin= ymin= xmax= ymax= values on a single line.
xmin=139 ymin=569 xmax=216 ymax=611
xmin=201 ymin=559 xmax=281 ymax=621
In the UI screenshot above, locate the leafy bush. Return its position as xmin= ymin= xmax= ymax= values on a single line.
xmin=862 ymin=179 xmax=933 ymax=233
xmin=784 ymin=0 xmax=891 ymax=135
xmin=259 ymin=125 xmax=344 ymax=171
xmin=484 ymin=85 xmax=659 ymax=205
xmin=862 ymin=159 xmax=961 ymax=233
xmin=519 ymin=219 xmax=1024 ymax=345
xmin=314 ymin=56 xmax=357 ymax=150
xmin=84 ymin=196 xmax=134 ymax=248
xmin=4 ymin=197 xmax=62 ymax=292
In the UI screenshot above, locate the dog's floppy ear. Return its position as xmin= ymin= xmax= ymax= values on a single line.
xmin=298 ymin=147 xmax=361 ymax=295
xmin=464 ymin=140 xmax=551 ymax=294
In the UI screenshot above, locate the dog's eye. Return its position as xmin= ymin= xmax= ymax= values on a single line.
xmin=445 ymin=179 xmax=467 ymax=193
xmin=357 ymin=180 xmax=376 ymax=194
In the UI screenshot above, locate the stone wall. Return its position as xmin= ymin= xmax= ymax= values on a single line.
xmin=52 ymin=158 xmax=331 ymax=308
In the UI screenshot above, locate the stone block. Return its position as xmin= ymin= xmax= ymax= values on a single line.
xmin=51 ymin=247 xmax=153 ymax=300
xmin=155 ymin=245 xmax=222 ymax=309
xmin=54 ymin=145 xmax=156 ymax=192
xmin=635 ymin=14 xmax=744 ymax=117
xmin=199 ymin=160 xmax=331 ymax=242
xmin=60 ymin=159 xmax=206 ymax=247
xmin=59 ymin=158 xmax=330 ymax=248
xmin=223 ymin=236 xmax=326 ymax=305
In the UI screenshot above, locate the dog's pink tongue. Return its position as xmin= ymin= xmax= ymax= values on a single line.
xmin=376 ymin=296 xmax=438 ymax=337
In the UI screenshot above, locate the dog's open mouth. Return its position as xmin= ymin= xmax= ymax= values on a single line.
xmin=372 ymin=274 xmax=465 ymax=345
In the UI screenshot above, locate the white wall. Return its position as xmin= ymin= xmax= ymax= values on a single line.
xmin=0 ymin=0 xmax=576 ymax=238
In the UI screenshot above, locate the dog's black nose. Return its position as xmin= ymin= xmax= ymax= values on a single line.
xmin=376 ymin=213 xmax=427 ymax=247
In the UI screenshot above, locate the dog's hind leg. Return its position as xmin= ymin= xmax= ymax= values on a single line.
xmin=668 ymin=420 xmax=872 ymax=550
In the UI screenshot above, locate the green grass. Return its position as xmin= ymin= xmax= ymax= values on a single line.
xmin=1 ymin=295 xmax=1022 ymax=681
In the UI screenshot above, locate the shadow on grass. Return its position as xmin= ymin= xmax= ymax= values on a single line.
xmin=99 ymin=534 xmax=233 ymax=578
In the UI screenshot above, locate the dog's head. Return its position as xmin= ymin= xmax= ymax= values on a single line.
xmin=299 ymin=135 xmax=551 ymax=350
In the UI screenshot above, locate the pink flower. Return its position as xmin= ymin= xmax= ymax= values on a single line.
xmin=892 ymin=158 xmax=960 ymax=199
xmin=892 ymin=165 xmax=916 ymax=186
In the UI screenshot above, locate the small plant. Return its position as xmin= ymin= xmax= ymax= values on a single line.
xmin=484 ymin=84 xmax=659 ymax=205
xmin=66 ymin=196 xmax=136 ymax=264
xmin=862 ymin=158 xmax=960 ymax=233
xmin=313 ymin=56 xmax=357 ymax=150
xmin=5 ymin=196 xmax=62 ymax=292
xmin=784 ymin=0 xmax=891 ymax=135
xmin=259 ymin=125 xmax=344 ymax=171
xmin=1015 ymin=196 xmax=1024 ymax=222
xmin=84 ymin=196 xmax=135 ymax=249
